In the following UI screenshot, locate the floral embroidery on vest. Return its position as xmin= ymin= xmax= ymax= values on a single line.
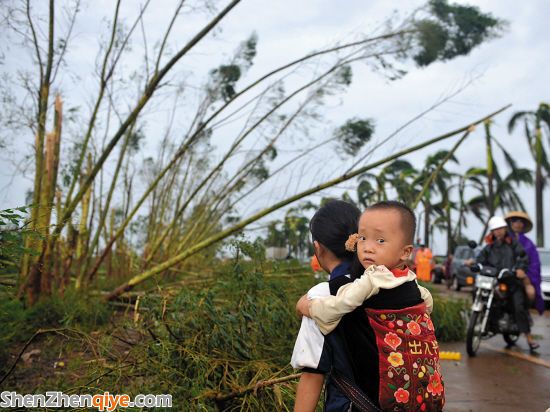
xmin=366 ymin=304 xmax=445 ymax=411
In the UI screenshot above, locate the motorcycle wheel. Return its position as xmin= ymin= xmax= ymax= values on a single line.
xmin=452 ymin=276 xmax=462 ymax=291
xmin=466 ymin=311 xmax=484 ymax=357
xmin=503 ymin=333 xmax=519 ymax=347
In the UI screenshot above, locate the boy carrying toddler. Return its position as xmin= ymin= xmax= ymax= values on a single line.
xmin=293 ymin=201 xmax=444 ymax=411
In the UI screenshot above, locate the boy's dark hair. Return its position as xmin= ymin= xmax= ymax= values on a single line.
xmin=310 ymin=200 xmax=361 ymax=260
xmin=367 ymin=200 xmax=416 ymax=244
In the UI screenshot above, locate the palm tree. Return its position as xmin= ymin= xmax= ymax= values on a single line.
xmin=356 ymin=159 xmax=416 ymax=208
xmin=356 ymin=172 xmax=385 ymax=208
xmin=484 ymin=119 xmax=496 ymax=216
xmin=283 ymin=210 xmax=310 ymax=260
xmin=462 ymin=164 xmax=533 ymax=242
xmin=453 ymin=168 xmax=482 ymax=241
xmin=413 ymin=150 xmax=458 ymax=247
xmin=508 ymin=102 xmax=550 ymax=246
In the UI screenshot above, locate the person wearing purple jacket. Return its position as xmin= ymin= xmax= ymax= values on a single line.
xmin=505 ymin=211 xmax=545 ymax=315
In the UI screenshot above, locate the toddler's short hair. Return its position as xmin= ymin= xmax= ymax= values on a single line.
xmin=366 ymin=200 xmax=416 ymax=244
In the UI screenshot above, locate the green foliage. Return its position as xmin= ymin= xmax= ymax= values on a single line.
xmin=335 ymin=118 xmax=375 ymax=157
xmin=209 ymin=33 xmax=258 ymax=102
xmin=249 ymin=159 xmax=270 ymax=183
xmin=264 ymin=205 xmax=312 ymax=259
xmin=336 ymin=65 xmax=353 ymax=86
xmin=357 ymin=178 xmax=377 ymax=208
xmin=90 ymin=260 xmax=466 ymax=410
xmin=508 ymin=102 xmax=550 ymax=178
xmin=0 ymin=206 xmax=38 ymax=270
xmin=265 ymin=221 xmax=286 ymax=248
xmin=2 ymin=247 xmax=469 ymax=410
xmin=213 ymin=64 xmax=242 ymax=101
xmin=115 ymin=250 xmax=312 ymax=410
xmin=414 ymin=20 xmax=449 ymax=66
xmin=128 ymin=126 xmax=146 ymax=154
xmin=414 ymin=0 xmax=504 ymax=66
xmin=430 ymin=293 xmax=468 ymax=341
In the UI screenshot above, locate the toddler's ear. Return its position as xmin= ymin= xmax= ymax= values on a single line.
xmin=401 ymin=244 xmax=414 ymax=260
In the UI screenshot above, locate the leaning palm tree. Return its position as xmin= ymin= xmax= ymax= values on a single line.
xmin=508 ymin=102 xmax=550 ymax=246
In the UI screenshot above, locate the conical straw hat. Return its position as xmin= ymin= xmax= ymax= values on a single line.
xmin=504 ymin=210 xmax=533 ymax=233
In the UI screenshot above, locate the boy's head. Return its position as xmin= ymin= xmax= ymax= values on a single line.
xmin=356 ymin=200 xmax=415 ymax=269
xmin=309 ymin=200 xmax=361 ymax=272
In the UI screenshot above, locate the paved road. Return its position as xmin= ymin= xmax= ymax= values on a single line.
xmin=433 ymin=283 xmax=550 ymax=411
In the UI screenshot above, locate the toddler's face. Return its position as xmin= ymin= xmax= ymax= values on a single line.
xmin=357 ymin=208 xmax=411 ymax=269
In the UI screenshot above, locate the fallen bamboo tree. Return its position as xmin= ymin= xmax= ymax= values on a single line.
xmin=105 ymin=105 xmax=511 ymax=300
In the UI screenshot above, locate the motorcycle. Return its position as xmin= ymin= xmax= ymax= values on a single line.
xmin=466 ymin=263 xmax=523 ymax=357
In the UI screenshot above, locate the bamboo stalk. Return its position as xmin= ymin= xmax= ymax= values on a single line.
xmin=38 ymin=132 xmax=56 ymax=295
xmin=106 ymin=105 xmax=511 ymax=300
xmin=40 ymin=95 xmax=62 ymax=295
xmin=83 ymin=125 xmax=134 ymax=283
xmin=90 ymin=56 xmax=354 ymax=279
xmin=107 ymin=208 xmax=115 ymax=278
xmin=54 ymin=190 xmax=63 ymax=289
xmin=22 ymin=1 xmax=56 ymax=299
xmin=54 ymin=0 xmax=242 ymax=240
xmin=75 ymin=154 xmax=93 ymax=289
xmin=63 ymin=0 xmax=122 ymax=209
xmin=57 ymin=23 xmax=414 ymax=261
xmin=145 ymin=57 xmax=355 ymax=264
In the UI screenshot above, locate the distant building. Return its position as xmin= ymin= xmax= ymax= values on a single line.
xmin=265 ymin=246 xmax=289 ymax=260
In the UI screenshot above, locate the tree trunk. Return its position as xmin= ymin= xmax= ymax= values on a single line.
xmin=21 ymin=96 xmax=62 ymax=303
xmin=446 ymin=202 xmax=452 ymax=255
xmin=75 ymin=154 xmax=93 ymax=289
xmin=535 ymin=127 xmax=545 ymax=247
xmin=484 ymin=120 xmax=495 ymax=216
xmin=424 ymin=201 xmax=430 ymax=247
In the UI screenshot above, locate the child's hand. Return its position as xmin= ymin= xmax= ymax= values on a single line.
xmin=296 ymin=294 xmax=311 ymax=318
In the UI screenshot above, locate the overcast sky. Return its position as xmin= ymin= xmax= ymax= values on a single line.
xmin=1 ymin=0 xmax=549 ymax=253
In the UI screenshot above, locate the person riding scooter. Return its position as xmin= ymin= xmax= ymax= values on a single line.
xmin=505 ymin=210 xmax=545 ymax=315
xmin=468 ymin=216 xmax=538 ymax=351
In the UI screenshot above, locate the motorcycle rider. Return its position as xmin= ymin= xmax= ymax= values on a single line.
xmin=505 ymin=210 xmax=545 ymax=315
xmin=468 ymin=216 xmax=538 ymax=351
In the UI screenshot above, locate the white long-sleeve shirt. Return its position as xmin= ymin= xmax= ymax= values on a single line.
xmin=309 ymin=265 xmax=433 ymax=334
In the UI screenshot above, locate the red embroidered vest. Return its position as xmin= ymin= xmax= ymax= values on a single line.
xmin=365 ymin=304 xmax=445 ymax=411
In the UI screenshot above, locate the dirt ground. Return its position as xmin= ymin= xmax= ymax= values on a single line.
xmin=433 ymin=283 xmax=550 ymax=412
